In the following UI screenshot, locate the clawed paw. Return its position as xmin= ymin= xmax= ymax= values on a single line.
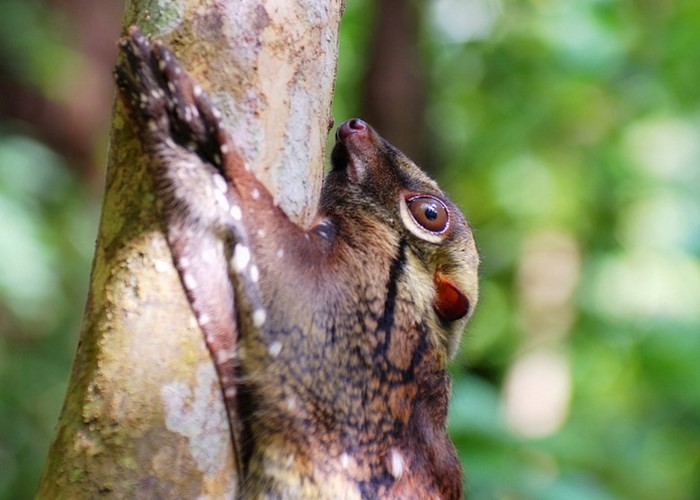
xmin=114 ymin=26 xmax=227 ymax=171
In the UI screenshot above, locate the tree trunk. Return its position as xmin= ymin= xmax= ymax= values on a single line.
xmin=37 ymin=0 xmax=343 ymax=497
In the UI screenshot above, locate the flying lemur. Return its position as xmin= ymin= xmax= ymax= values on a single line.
xmin=115 ymin=27 xmax=479 ymax=499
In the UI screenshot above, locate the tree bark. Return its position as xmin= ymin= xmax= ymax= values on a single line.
xmin=37 ymin=0 xmax=343 ymax=497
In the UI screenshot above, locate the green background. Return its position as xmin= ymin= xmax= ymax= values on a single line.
xmin=1 ymin=0 xmax=699 ymax=498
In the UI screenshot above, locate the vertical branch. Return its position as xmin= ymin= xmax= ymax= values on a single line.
xmin=37 ymin=0 xmax=344 ymax=497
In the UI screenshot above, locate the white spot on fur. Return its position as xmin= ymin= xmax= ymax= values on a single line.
xmin=256 ymin=228 xmax=266 ymax=238
xmin=201 ymin=246 xmax=217 ymax=264
xmin=221 ymin=144 xmax=229 ymax=154
xmin=198 ymin=313 xmax=210 ymax=326
xmin=231 ymin=244 xmax=250 ymax=273
xmin=193 ymin=84 xmax=203 ymax=97
xmin=179 ymin=256 xmax=190 ymax=268
xmin=250 ymin=265 xmax=259 ymax=283
xmin=389 ymin=448 xmax=404 ymax=479
xmin=340 ymin=453 xmax=350 ymax=469
xmin=276 ymin=248 xmax=284 ymax=258
xmin=268 ymin=341 xmax=282 ymax=357
xmin=213 ymin=174 xmax=227 ymax=193
xmin=286 ymin=396 xmax=297 ymax=410
xmin=225 ymin=387 xmax=237 ymax=398
xmin=217 ymin=349 xmax=236 ymax=364
xmin=183 ymin=273 xmax=197 ymax=289
xmin=230 ymin=205 xmax=242 ymax=221
xmin=214 ymin=190 xmax=229 ymax=209
xmin=251 ymin=188 xmax=260 ymax=200
xmin=252 ymin=308 xmax=266 ymax=327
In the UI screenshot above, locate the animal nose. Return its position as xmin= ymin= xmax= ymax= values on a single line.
xmin=336 ymin=118 xmax=368 ymax=141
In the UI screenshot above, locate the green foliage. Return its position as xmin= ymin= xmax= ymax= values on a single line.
xmin=353 ymin=0 xmax=698 ymax=498
xmin=339 ymin=0 xmax=700 ymax=498
xmin=1 ymin=0 xmax=699 ymax=497
xmin=0 ymin=135 xmax=97 ymax=497
xmin=0 ymin=0 xmax=79 ymax=95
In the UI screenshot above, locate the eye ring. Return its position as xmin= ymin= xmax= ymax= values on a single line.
xmin=406 ymin=195 xmax=449 ymax=234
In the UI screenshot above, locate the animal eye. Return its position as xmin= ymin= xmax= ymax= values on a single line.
xmin=406 ymin=195 xmax=449 ymax=233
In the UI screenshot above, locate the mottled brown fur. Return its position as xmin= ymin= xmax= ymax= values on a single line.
xmin=115 ymin=27 xmax=478 ymax=499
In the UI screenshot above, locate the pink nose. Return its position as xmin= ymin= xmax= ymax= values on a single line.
xmin=336 ymin=118 xmax=368 ymax=141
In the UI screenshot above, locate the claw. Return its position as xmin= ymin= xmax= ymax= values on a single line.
xmin=113 ymin=26 xmax=240 ymax=182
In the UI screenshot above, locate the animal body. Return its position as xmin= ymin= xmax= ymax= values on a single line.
xmin=115 ymin=27 xmax=478 ymax=499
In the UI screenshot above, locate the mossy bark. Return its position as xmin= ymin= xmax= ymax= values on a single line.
xmin=37 ymin=0 xmax=344 ymax=496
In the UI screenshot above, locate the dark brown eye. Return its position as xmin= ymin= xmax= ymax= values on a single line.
xmin=406 ymin=195 xmax=449 ymax=233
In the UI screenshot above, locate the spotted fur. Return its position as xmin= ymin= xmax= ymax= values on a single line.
xmin=115 ymin=27 xmax=478 ymax=499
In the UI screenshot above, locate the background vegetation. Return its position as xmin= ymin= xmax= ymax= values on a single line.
xmin=1 ymin=0 xmax=698 ymax=498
